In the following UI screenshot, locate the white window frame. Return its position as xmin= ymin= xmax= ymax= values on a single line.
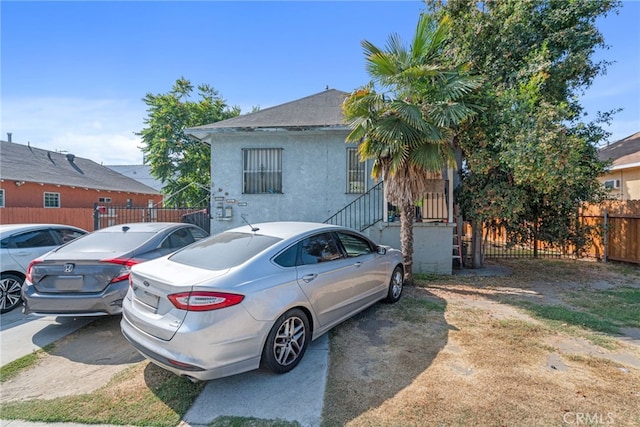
xmin=44 ymin=192 xmax=60 ymax=208
xmin=242 ymin=148 xmax=283 ymax=194
xmin=347 ymin=147 xmax=365 ymax=194
xmin=604 ymin=179 xmax=620 ymax=189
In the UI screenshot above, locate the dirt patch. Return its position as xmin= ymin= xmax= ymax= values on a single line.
xmin=0 ymin=316 xmax=143 ymax=403
xmin=324 ymin=259 xmax=640 ymax=426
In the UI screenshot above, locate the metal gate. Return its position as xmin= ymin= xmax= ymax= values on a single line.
xmin=93 ymin=204 xmax=210 ymax=234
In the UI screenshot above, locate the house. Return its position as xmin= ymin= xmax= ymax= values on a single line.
xmin=186 ymin=89 xmax=456 ymax=274
xmin=106 ymin=164 xmax=164 ymax=192
xmin=598 ymin=131 xmax=640 ymax=200
xmin=0 ymin=139 xmax=163 ymax=229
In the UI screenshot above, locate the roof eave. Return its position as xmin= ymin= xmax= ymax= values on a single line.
xmin=609 ymin=161 xmax=640 ymax=171
xmin=186 ymin=124 xmax=349 ymax=139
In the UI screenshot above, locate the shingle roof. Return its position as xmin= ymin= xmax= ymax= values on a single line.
xmin=105 ymin=165 xmax=164 ymax=192
xmin=186 ymin=89 xmax=350 ymax=136
xmin=0 ymin=140 xmax=160 ymax=194
xmin=598 ymin=131 xmax=640 ymax=168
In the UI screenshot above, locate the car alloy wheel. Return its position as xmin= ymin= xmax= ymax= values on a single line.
xmin=0 ymin=273 xmax=24 ymax=314
xmin=262 ymin=308 xmax=310 ymax=374
xmin=384 ymin=265 xmax=403 ymax=303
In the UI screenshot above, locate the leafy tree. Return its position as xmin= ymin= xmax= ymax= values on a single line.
xmin=343 ymin=14 xmax=482 ymax=284
xmin=427 ymin=0 xmax=619 ymax=267
xmin=140 ymin=77 xmax=240 ymax=207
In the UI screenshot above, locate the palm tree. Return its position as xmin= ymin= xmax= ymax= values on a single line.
xmin=343 ymin=14 xmax=482 ymax=284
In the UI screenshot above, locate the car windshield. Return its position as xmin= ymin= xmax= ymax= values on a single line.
xmin=56 ymin=232 xmax=157 ymax=253
xmin=170 ymin=232 xmax=281 ymax=270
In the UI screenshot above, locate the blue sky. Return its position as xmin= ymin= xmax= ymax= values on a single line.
xmin=2 ymin=1 xmax=638 ymax=165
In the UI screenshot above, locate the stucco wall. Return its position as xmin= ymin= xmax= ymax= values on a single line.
xmin=206 ymin=128 xmax=455 ymax=275
xmin=207 ymin=128 xmax=374 ymax=234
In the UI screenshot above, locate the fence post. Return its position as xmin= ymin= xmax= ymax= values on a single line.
xmin=603 ymin=209 xmax=608 ymax=263
xmin=93 ymin=203 xmax=100 ymax=231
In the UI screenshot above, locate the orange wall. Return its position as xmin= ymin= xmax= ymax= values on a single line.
xmin=1 ymin=181 xmax=162 ymax=208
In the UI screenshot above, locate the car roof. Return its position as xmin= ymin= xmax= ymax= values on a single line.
xmin=227 ymin=221 xmax=344 ymax=240
xmin=0 ymin=224 xmax=87 ymax=238
xmin=95 ymin=222 xmax=198 ymax=233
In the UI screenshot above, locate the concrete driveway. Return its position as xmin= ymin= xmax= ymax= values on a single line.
xmin=0 ymin=308 xmax=97 ymax=366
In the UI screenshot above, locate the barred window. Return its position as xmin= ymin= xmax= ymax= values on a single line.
xmin=243 ymin=148 xmax=283 ymax=194
xmin=44 ymin=192 xmax=60 ymax=208
xmin=347 ymin=147 xmax=365 ymax=194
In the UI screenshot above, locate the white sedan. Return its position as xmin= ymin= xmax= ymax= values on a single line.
xmin=0 ymin=224 xmax=87 ymax=313
xmin=121 ymin=221 xmax=404 ymax=381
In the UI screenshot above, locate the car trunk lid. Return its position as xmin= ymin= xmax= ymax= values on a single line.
xmin=29 ymin=258 xmax=132 ymax=294
xmin=124 ymin=259 xmax=229 ymax=341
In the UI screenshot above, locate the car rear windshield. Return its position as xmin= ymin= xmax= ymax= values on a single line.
xmin=169 ymin=232 xmax=281 ymax=270
xmin=56 ymin=232 xmax=157 ymax=253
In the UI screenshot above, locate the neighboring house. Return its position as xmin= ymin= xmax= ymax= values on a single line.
xmin=106 ymin=164 xmax=164 ymax=193
xmin=186 ymin=89 xmax=456 ymax=274
xmin=0 ymin=139 xmax=163 ymax=228
xmin=598 ymin=131 xmax=640 ymax=200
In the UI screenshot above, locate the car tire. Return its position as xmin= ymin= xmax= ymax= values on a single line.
xmin=261 ymin=308 xmax=310 ymax=374
xmin=0 ymin=273 xmax=24 ymax=314
xmin=384 ymin=265 xmax=403 ymax=304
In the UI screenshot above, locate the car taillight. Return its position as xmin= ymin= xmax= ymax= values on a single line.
xmin=101 ymin=258 xmax=139 ymax=284
xmin=26 ymin=259 xmax=43 ymax=283
xmin=167 ymin=291 xmax=244 ymax=311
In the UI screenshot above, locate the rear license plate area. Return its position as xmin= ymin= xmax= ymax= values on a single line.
xmin=134 ymin=287 xmax=160 ymax=311
xmin=52 ymin=275 xmax=83 ymax=292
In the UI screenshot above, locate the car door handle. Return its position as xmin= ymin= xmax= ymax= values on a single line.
xmin=353 ymin=262 xmax=362 ymax=268
xmin=301 ymin=274 xmax=317 ymax=283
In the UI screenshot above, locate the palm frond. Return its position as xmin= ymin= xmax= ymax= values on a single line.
xmin=346 ymin=11 xmax=481 ymax=210
xmin=427 ymin=102 xmax=478 ymax=128
xmin=409 ymin=141 xmax=455 ymax=172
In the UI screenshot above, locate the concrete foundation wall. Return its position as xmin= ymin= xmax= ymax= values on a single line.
xmin=365 ymin=222 xmax=454 ymax=275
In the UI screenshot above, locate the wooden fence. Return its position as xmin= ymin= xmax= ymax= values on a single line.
xmin=459 ymin=200 xmax=640 ymax=265
xmin=581 ymin=201 xmax=640 ymax=264
xmin=0 ymin=207 xmax=96 ymax=231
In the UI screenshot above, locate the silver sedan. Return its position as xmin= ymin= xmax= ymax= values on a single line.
xmin=121 ymin=221 xmax=404 ymax=381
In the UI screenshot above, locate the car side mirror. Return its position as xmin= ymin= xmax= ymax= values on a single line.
xmin=377 ymin=246 xmax=387 ymax=255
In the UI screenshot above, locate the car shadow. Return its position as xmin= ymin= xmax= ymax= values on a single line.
xmin=321 ymin=286 xmax=450 ymax=425
xmin=36 ymin=315 xmax=144 ymax=365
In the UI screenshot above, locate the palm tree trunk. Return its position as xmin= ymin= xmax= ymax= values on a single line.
xmin=400 ymin=202 xmax=415 ymax=285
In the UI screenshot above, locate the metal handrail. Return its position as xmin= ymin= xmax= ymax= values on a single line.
xmin=324 ymin=181 xmax=384 ymax=231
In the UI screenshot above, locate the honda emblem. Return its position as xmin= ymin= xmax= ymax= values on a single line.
xmin=63 ymin=263 xmax=75 ymax=273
